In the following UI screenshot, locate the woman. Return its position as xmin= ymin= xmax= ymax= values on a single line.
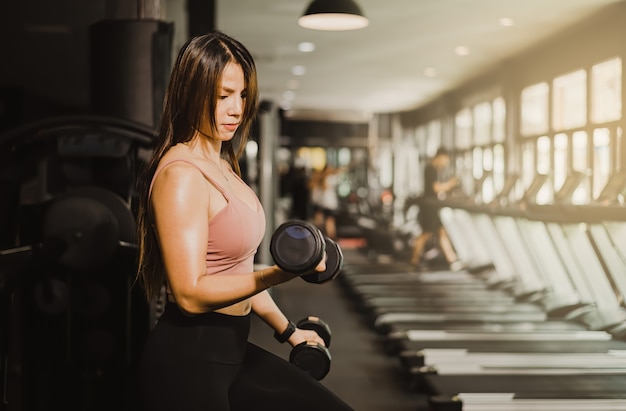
xmin=135 ymin=31 xmax=353 ymax=411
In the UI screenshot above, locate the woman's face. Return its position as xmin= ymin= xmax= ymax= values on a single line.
xmin=213 ymin=62 xmax=246 ymax=141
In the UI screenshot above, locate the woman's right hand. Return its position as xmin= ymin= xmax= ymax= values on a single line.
xmin=267 ymin=252 xmax=327 ymax=287
xmin=313 ymin=252 xmax=327 ymax=274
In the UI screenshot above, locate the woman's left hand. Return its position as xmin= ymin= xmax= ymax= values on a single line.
xmin=288 ymin=328 xmax=326 ymax=347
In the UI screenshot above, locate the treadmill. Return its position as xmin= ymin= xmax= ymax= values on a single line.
xmin=429 ymin=393 xmax=626 ymax=411
xmin=386 ymin=175 xmax=625 ymax=353
xmin=371 ymin=175 xmax=606 ymax=337
xmin=399 ymin=175 xmax=626 ymax=398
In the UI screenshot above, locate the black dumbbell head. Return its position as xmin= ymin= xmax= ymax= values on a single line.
xmin=297 ymin=316 xmax=331 ymax=347
xmin=270 ymin=220 xmax=325 ymax=275
xmin=301 ymin=237 xmax=344 ymax=284
xmin=289 ymin=341 xmax=331 ymax=381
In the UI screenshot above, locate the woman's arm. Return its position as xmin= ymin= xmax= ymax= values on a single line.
xmin=151 ymin=162 xmax=296 ymax=314
xmin=250 ymin=290 xmax=326 ymax=347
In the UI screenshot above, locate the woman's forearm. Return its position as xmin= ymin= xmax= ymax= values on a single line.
xmin=250 ymin=289 xmax=290 ymax=332
xmin=173 ymin=265 xmax=294 ymax=314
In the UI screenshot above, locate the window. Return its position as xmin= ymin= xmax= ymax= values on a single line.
xmin=593 ymin=128 xmax=612 ymax=199
xmin=415 ymin=125 xmax=426 ymax=153
xmin=537 ymin=136 xmax=552 ymax=175
xmin=493 ymin=144 xmax=505 ymax=195
xmin=553 ymin=69 xmax=587 ymax=131
xmin=493 ymin=97 xmax=506 ymax=143
xmin=481 ymin=147 xmax=495 ymax=202
xmin=554 ymin=133 xmax=568 ymax=191
xmin=473 ymin=147 xmax=483 ymax=180
xmin=460 ymin=150 xmax=473 ymax=197
xmin=591 ymin=58 xmax=622 ymax=124
xmin=455 ymin=108 xmax=473 ymax=149
xmin=521 ymin=82 xmax=549 ymax=136
xmin=473 ymin=101 xmax=492 ymax=145
xmin=378 ymin=143 xmax=393 ymax=188
xmin=617 ymin=127 xmax=623 ymax=172
xmin=521 ymin=140 xmax=535 ymax=193
xmin=426 ymin=120 xmax=442 ymax=157
xmin=536 ymin=136 xmax=552 ymax=203
xmin=572 ymin=131 xmax=590 ymax=204
xmin=397 ymin=131 xmax=421 ymax=196
xmin=572 ymin=132 xmax=588 ymax=173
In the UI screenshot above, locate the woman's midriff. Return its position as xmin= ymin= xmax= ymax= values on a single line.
xmin=167 ymin=293 xmax=252 ymax=316
xmin=215 ymin=299 xmax=252 ymax=316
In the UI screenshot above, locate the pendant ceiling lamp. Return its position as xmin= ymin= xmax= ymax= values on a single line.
xmin=298 ymin=0 xmax=369 ymax=31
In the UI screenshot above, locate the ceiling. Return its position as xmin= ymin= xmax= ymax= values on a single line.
xmin=215 ymin=0 xmax=624 ymax=121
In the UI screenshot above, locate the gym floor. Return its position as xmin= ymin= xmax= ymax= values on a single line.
xmin=249 ymin=245 xmax=426 ymax=411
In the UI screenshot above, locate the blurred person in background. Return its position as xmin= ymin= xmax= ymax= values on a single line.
xmin=410 ymin=148 xmax=463 ymax=271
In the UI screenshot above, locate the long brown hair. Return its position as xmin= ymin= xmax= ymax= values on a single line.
xmin=135 ymin=31 xmax=259 ymax=302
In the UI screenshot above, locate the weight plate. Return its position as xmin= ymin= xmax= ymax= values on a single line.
xmin=289 ymin=341 xmax=331 ymax=381
xmin=270 ymin=220 xmax=325 ymax=275
xmin=301 ymin=237 xmax=343 ymax=284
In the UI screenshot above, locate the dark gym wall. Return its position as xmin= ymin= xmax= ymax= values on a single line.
xmin=0 ymin=0 xmax=215 ymax=131
xmin=0 ymin=0 xmax=107 ymax=128
xmin=0 ymin=3 xmax=215 ymax=411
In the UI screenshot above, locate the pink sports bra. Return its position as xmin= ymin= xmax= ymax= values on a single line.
xmin=150 ymin=159 xmax=266 ymax=276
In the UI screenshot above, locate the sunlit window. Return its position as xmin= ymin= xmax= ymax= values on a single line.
xmin=536 ymin=136 xmax=552 ymax=203
xmin=455 ymin=108 xmax=473 ymax=149
xmin=461 ymin=151 xmax=473 ymax=197
xmin=473 ymin=102 xmax=492 ymax=145
xmin=591 ymin=57 xmax=622 ymax=124
xmin=415 ymin=125 xmax=427 ymax=153
xmin=481 ymin=147 xmax=494 ymax=202
xmin=483 ymin=147 xmax=494 ymax=172
xmin=473 ymin=147 xmax=483 ymax=180
xmin=572 ymin=131 xmax=590 ymax=204
xmin=493 ymin=97 xmax=506 ymax=143
xmin=617 ymin=127 xmax=623 ymax=172
xmin=554 ymin=133 xmax=568 ymax=191
xmin=378 ymin=143 xmax=393 ymax=188
xmin=521 ymin=140 xmax=535 ymax=193
xmin=593 ymin=128 xmax=612 ymax=199
xmin=572 ymin=132 xmax=588 ymax=173
xmin=536 ymin=136 xmax=551 ymax=175
xmin=493 ymin=144 xmax=505 ymax=195
xmin=521 ymin=82 xmax=549 ymax=136
xmin=395 ymin=131 xmax=421 ymax=197
xmin=553 ymin=69 xmax=587 ymax=131
xmin=426 ymin=120 xmax=442 ymax=156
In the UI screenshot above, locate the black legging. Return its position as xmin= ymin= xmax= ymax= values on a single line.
xmin=140 ymin=303 xmax=353 ymax=411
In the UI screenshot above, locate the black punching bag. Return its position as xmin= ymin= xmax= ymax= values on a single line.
xmin=89 ymin=19 xmax=173 ymax=128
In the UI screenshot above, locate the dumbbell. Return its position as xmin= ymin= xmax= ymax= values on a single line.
xmin=269 ymin=220 xmax=344 ymax=284
xmin=290 ymin=316 xmax=332 ymax=380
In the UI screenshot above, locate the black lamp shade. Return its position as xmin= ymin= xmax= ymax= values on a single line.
xmin=299 ymin=0 xmax=369 ymax=31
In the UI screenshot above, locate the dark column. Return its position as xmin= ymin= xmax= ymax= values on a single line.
xmin=89 ymin=19 xmax=173 ymax=128
xmin=187 ymin=0 xmax=216 ymax=37
xmin=89 ymin=0 xmax=173 ymax=128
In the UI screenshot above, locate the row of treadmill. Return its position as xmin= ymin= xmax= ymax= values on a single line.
xmin=339 ymin=171 xmax=626 ymax=411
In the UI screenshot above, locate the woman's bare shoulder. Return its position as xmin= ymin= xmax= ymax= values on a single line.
xmin=154 ymin=149 xmax=205 ymax=189
xmin=161 ymin=143 xmax=193 ymax=161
